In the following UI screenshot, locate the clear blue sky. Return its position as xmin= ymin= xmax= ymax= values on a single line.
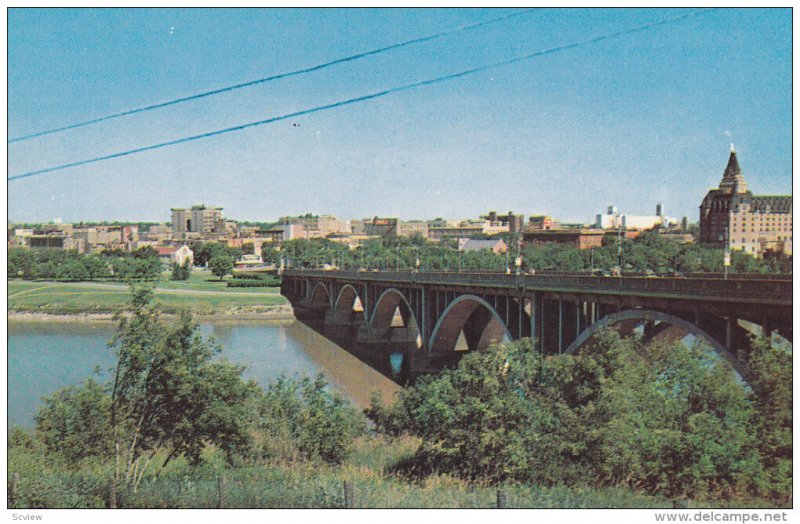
xmin=7 ymin=8 xmax=792 ymax=224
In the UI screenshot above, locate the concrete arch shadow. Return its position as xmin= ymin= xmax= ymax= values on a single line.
xmin=564 ymin=309 xmax=748 ymax=381
xmin=428 ymin=294 xmax=512 ymax=353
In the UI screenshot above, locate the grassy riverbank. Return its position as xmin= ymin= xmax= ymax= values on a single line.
xmin=8 ymin=270 xmax=288 ymax=316
xmin=10 ymin=434 xmax=778 ymax=509
xmin=5 ymin=434 xmax=661 ymax=509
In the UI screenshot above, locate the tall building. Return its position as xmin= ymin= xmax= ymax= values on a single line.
xmin=171 ymin=205 xmax=224 ymax=236
xmin=699 ymin=148 xmax=792 ymax=256
xmin=190 ymin=205 xmax=224 ymax=233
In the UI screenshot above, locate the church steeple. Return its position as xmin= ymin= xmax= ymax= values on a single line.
xmin=719 ymin=144 xmax=748 ymax=193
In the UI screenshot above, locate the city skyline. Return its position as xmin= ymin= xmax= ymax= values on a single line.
xmin=8 ymin=8 xmax=792 ymax=223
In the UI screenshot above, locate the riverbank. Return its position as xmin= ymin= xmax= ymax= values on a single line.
xmin=8 ymin=304 xmax=296 ymax=323
xmin=8 ymin=277 xmax=290 ymax=317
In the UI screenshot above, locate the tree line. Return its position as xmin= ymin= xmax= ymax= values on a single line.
xmin=8 ymin=247 xmax=162 ymax=282
xmin=264 ymin=231 xmax=791 ymax=274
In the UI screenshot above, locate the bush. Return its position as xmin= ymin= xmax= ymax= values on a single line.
xmin=369 ymin=333 xmax=781 ymax=500
xmin=255 ymin=374 xmax=367 ymax=465
xmin=34 ymin=377 xmax=113 ymax=464
xmin=226 ymin=278 xmax=279 ymax=288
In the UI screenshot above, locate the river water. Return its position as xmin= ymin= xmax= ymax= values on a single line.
xmin=8 ymin=319 xmax=400 ymax=429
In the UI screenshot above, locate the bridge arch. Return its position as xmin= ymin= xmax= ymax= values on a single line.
xmin=369 ymin=288 xmax=419 ymax=331
xmin=429 ymin=294 xmax=513 ymax=353
xmin=309 ymin=281 xmax=332 ymax=308
xmin=333 ymin=284 xmax=367 ymax=323
xmin=564 ymin=309 xmax=747 ymax=380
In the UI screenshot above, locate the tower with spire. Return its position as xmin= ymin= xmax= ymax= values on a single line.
xmin=717 ymin=145 xmax=749 ymax=194
xmin=699 ymin=148 xmax=791 ymax=256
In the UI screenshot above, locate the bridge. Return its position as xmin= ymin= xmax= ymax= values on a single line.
xmin=281 ymin=270 xmax=792 ymax=381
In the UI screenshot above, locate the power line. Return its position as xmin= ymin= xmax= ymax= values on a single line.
xmin=8 ymin=8 xmax=718 ymax=183
xmin=8 ymin=8 xmax=539 ymax=144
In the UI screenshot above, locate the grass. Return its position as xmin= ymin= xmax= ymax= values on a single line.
xmin=8 ymin=433 xmax=783 ymax=509
xmin=8 ymin=436 xmax=678 ymax=509
xmin=8 ymin=272 xmax=287 ymax=315
xmin=156 ymin=270 xmax=277 ymax=293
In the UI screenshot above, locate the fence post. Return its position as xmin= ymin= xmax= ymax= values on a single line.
xmin=9 ymin=472 xmax=19 ymax=507
xmin=108 ymin=476 xmax=117 ymax=509
xmin=496 ymin=487 xmax=508 ymax=509
xmin=343 ymin=480 xmax=354 ymax=509
xmin=217 ymin=475 xmax=225 ymax=509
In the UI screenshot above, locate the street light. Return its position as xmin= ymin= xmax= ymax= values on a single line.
xmin=720 ymin=232 xmax=730 ymax=279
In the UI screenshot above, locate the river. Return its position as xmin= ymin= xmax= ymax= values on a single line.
xmin=8 ymin=319 xmax=401 ymax=429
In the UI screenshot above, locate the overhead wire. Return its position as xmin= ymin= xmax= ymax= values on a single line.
xmin=8 ymin=8 xmax=718 ymax=182
xmin=8 ymin=8 xmax=539 ymax=144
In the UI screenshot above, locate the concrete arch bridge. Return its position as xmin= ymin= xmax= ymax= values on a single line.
xmin=282 ymin=270 xmax=791 ymax=381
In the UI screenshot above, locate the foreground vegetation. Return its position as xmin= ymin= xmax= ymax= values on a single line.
xmin=7 ymin=287 xmax=791 ymax=508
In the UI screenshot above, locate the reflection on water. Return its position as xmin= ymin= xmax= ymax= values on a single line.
xmin=8 ymin=320 xmax=400 ymax=429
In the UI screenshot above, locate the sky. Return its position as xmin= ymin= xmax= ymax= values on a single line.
xmin=7 ymin=7 xmax=793 ymax=224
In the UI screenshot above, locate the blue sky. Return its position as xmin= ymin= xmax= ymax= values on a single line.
xmin=7 ymin=8 xmax=792 ymax=224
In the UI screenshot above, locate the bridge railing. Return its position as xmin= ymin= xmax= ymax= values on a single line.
xmin=282 ymin=270 xmax=791 ymax=302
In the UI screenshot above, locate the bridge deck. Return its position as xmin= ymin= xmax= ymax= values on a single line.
xmin=283 ymin=270 xmax=791 ymax=306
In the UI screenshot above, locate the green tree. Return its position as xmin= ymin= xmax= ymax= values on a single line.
xmin=109 ymin=286 xmax=258 ymax=487
xmin=255 ymin=374 xmax=366 ymax=464
xmin=170 ymin=260 xmax=190 ymax=281
xmin=57 ymin=259 xmax=90 ymax=281
xmin=8 ymin=248 xmax=34 ymax=278
xmin=370 ymin=333 xmax=767 ymax=499
xmin=83 ymin=255 xmax=110 ymax=281
xmin=34 ymin=377 xmax=113 ymax=464
xmin=209 ymin=254 xmax=234 ymax=281
xmin=745 ymin=337 xmax=792 ymax=502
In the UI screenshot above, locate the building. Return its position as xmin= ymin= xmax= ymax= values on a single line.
xmin=279 ymin=214 xmax=350 ymax=238
xmin=482 ymin=211 xmax=524 ymax=233
xmin=363 ymin=217 xmax=398 ymax=237
xmin=527 ymin=215 xmax=555 ymax=231
xmin=522 ymin=229 xmax=605 ymax=250
xmin=458 ymin=238 xmax=508 ymax=254
xmin=699 ymin=148 xmax=792 ymax=256
xmin=171 ymin=205 xmax=225 ymax=236
xmin=596 ymin=205 xmax=671 ymax=231
xmin=172 ymin=245 xmax=194 ymax=267
xmin=235 ymin=254 xmax=264 ymax=269
xmin=397 ymin=220 xmax=428 ymax=238
xmin=428 ymin=225 xmax=486 ymax=242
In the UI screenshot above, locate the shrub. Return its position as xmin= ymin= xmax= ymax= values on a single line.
xmin=226 ymin=278 xmax=279 ymax=288
xmin=369 ymin=333 xmax=776 ymax=500
xmin=255 ymin=374 xmax=367 ymax=465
